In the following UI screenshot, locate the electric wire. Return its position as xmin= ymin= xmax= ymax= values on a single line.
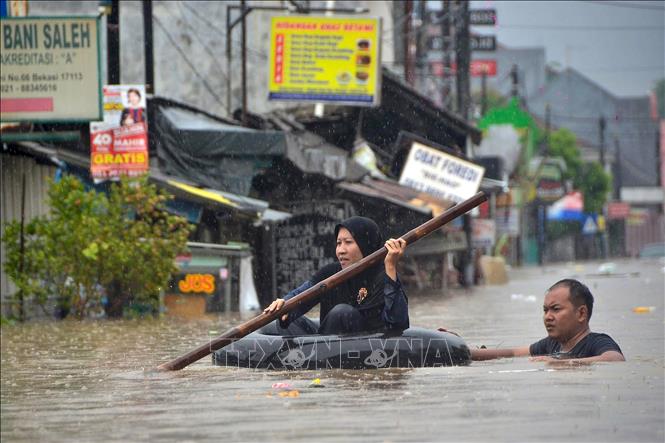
xmin=153 ymin=15 xmax=229 ymax=112
xmin=578 ymin=0 xmax=665 ymax=11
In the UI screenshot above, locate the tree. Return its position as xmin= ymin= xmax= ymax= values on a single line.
xmin=546 ymin=128 xmax=611 ymax=213
xmin=576 ymin=161 xmax=611 ymax=214
xmin=547 ymin=128 xmax=582 ymax=181
xmin=2 ymin=175 xmax=192 ymax=319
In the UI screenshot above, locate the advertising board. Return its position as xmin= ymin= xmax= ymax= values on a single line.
xmin=268 ymin=16 xmax=381 ymax=106
xmin=89 ymin=85 xmax=148 ymax=181
xmin=0 ymin=16 xmax=102 ymax=121
xmin=399 ymin=141 xmax=485 ymax=203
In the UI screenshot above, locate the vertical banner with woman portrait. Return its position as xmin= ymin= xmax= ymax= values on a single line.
xmin=89 ymin=85 xmax=149 ymax=181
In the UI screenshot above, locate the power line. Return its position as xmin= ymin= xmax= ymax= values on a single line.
xmin=179 ymin=1 xmax=269 ymax=60
xmin=550 ymin=113 xmax=657 ymax=122
xmin=578 ymin=0 xmax=665 ymax=11
xmin=579 ymin=65 xmax=665 ymax=73
xmin=171 ymin=2 xmax=229 ymax=84
xmin=495 ymin=24 xmax=663 ymax=30
xmin=153 ymin=15 xmax=229 ymax=112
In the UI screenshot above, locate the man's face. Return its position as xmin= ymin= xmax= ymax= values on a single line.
xmin=542 ymin=286 xmax=587 ymax=342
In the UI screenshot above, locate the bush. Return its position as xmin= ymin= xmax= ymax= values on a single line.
xmin=2 ymin=175 xmax=192 ymax=319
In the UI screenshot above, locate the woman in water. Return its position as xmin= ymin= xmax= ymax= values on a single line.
xmin=264 ymin=216 xmax=409 ymax=335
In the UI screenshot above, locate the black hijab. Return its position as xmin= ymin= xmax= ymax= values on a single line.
xmin=310 ymin=216 xmax=386 ymax=324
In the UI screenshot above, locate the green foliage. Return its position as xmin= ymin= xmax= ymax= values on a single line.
xmin=547 ymin=128 xmax=582 ymax=180
xmin=575 ymin=161 xmax=612 ymax=214
xmin=2 ymin=175 xmax=192 ymax=320
xmin=544 ymin=128 xmax=611 ymax=214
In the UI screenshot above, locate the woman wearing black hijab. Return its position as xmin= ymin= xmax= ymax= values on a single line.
xmin=264 ymin=216 xmax=409 ymax=335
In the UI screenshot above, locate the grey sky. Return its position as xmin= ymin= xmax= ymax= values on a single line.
xmin=469 ymin=0 xmax=665 ymax=97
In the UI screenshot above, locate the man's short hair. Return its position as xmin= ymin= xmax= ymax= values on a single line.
xmin=548 ymin=279 xmax=594 ymax=320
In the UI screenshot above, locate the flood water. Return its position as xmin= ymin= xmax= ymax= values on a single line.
xmin=2 ymin=258 xmax=664 ymax=442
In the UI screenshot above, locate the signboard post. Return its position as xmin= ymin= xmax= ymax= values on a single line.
xmin=0 ymin=16 xmax=102 ymax=122
xmin=399 ymin=141 xmax=485 ymax=203
xmin=268 ymin=16 xmax=381 ymax=106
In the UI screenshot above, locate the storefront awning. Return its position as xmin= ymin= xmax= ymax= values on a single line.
xmin=152 ymin=100 xmax=368 ymax=196
xmin=158 ymin=177 xmax=291 ymax=223
xmin=8 ymin=141 xmax=290 ymax=224
xmin=337 ymin=177 xmax=454 ymax=216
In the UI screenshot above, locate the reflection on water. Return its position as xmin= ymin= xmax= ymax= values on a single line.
xmin=2 ymin=259 xmax=664 ymax=442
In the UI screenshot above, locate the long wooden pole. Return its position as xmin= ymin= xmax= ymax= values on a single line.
xmin=157 ymin=191 xmax=487 ymax=371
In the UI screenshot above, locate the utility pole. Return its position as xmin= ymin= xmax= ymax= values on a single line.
xmin=598 ymin=115 xmax=609 ymax=258
xmin=480 ymin=71 xmax=487 ymax=116
xmin=226 ymin=6 xmax=232 ymax=115
xmin=450 ymin=1 xmax=474 ymax=284
xmin=404 ymin=0 xmax=415 ymax=86
xmin=599 ymin=115 xmax=606 ymax=170
xmin=544 ymin=103 xmax=551 ymax=155
xmin=510 ymin=64 xmax=519 ymax=99
xmin=240 ymin=0 xmax=248 ymax=125
xmin=314 ymin=0 xmax=336 ymax=118
xmin=441 ymin=0 xmax=452 ymax=107
xmin=614 ymin=136 xmax=622 ymax=199
xmin=454 ymin=0 xmax=470 ymax=119
xmin=107 ymin=0 xmax=120 ymax=84
xmin=142 ymin=0 xmax=154 ymax=94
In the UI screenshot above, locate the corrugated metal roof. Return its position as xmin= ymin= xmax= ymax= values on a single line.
xmin=337 ymin=177 xmax=455 ymax=216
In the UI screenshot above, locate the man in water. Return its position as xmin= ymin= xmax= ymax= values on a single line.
xmin=471 ymin=279 xmax=624 ymax=363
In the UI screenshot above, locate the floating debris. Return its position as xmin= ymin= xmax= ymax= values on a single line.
xmin=632 ymin=306 xmax=656 ymax=314
xmin=309 ymin=378 xmax=325 ymax=388
xmin=510 ymin=294 xmax=537 ymax=302
xmin=597 ymin=262 xmax=617 ymax=274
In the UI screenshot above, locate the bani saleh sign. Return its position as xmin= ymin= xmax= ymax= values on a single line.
xmin=399 ymin=141 xmax=485 ymax=203
xmin=0 ymin=16 xmax=102 ymax=122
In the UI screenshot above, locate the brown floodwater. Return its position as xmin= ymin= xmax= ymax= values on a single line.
xmin=2 ymin=259 xmax=663 ymax=442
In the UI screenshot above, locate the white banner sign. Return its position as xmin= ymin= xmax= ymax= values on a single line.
xmin=0 ymin=16 xmax=102 ymax=122
xmin=399 ymin=141 xmax=485 ymax=203
xmin=472 ymin=218 xmax=496 ymax=248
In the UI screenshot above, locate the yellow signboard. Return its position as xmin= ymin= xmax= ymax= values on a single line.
xmin=0 ymin=16 xmax=102 ymax=122
xmin=178 ymin=274 xmax=216 ymax=295
xmin=269 ymin=16 xmax=381 ymax=106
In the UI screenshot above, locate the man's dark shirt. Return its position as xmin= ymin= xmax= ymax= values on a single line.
xmin=529 ymin=332 xmax=623 ymax=359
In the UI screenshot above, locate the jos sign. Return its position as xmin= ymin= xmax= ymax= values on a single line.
xmin=399 ymin=142 xmax=485 ymax=203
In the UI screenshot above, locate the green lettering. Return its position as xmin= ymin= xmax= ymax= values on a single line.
xmin=43 ymin=23 xmax=52 ymax=49
xmin=80 ymin=23 xmax=90 ymax=48
xmin=52 ymin=24 xmax=62 ymax=48
xmin=2 ymin=24 xmax=11 ymax=49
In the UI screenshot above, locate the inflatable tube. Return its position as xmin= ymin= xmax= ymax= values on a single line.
xmin=212 ymin=321 xmax=471 ymax=369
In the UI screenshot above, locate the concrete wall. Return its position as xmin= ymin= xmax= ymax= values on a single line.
xmin=0 ymin=153 xmax=57 ymax=316
xmin=29 ymin=0 xmax=395 ymax=119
